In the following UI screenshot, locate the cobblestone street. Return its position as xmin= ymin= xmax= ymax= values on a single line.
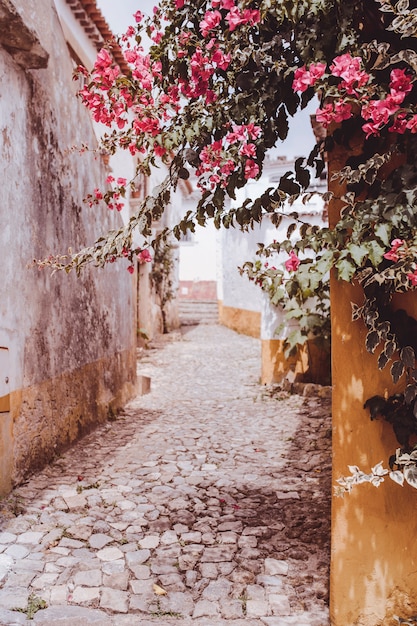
xmin=0 ymin=325 xmax=331 ymax=626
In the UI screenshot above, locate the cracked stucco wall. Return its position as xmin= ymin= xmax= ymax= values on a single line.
xmin=0 ymin=0 xmax=137 ymax=493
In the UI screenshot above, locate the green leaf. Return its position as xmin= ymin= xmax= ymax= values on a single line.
xmin=378 ymin=351 xmax=390 ymax=370
xmin=336 ymin=258 xmax=356 ymax=282
xmin=348 ymin=244 xmax=368 ymax=267
xmin=404 ymin=464 xmax=417 ymax=489
xmin=404 ymin=384 xmax=417 ymax=405
xmin=391 ymin=360 xmax=405 ymax=384
xmin=374 ymin=223 xmax=391 ymax=247
xmin=367 ymin=241 xmax=386 ymax=267
xmin=400 ymin=346 xmax=416 ymax=369
xmin=366 ymin=330 xmax=381 ymax=354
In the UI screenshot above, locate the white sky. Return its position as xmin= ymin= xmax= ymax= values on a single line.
xmin=96 ymin=0 xmax=156 ymax=35
xmin=96 ymin=0 xmax=318 ymax=159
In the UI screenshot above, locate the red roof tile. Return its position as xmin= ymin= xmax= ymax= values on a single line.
xmin=67 ymin=0 xmax=130 ymax=73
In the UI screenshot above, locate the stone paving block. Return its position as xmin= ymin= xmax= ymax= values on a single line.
xmin=257 ymin=574 xmax=284 ymax=588
xmin=13 ymin=558 xmax=44 ymax=572
xmin=103 ymin=569 xmax=130 ymax=590
xmin=125 ymin=549 xmax=150 ymax=567
xmin=264 ymin=559 xmax=289 ymax=576
xmin=73 ymin=570 xmax=102 ymax=587
xmin=246 ymin=599 xmax=270 ymax=617
xmin=138 ymin=535 xmax=159 ymax=549
xmin=0 ymin=586 xmax=29 ymax=611
xmin=4 ymin=545 xmax=29 ymax=560
xmin=201 ymin=578 xmax=232 ymax=601
xmin=129 ymin=578 xmax=154 ymax=595
xmin=159 ymin=590 xmax=194 ymax=616
xmin=261 ymin=617 xmax=324 ymax=626
xmin=96 ymin=547 xmax=124 ymax=562
xmin=31 ymin=573 xmax=60 ymax=590
xmin=41 ymin=529 xmax=64 ymax=548
xmin=128 ymin=594 xmax=151 ymax=613
xmin=0 ymin=607 xmax=28 ymax=625
xmin=268 ymin=593 xmax=292 ymax=616
xmin=32 ymin=606 xmax=113 ymax=625
xmin=3 ymin=570 xmax=36 ymax=588
xmin=49 ymin=585 xmax=70 ymax=604
xmin=200 ymin=545 xmax=237 ymax=562
xmin=219 ymin=597 xmax=244 ymax=618
xmin=247 ymin=583 xmax=266 ymax=600
xmin=100 ymin=587 xmax=129 ymax=613
xmin=71 ymin=586 xmax=100 ymax=604
xmin=158 ymin=573 xmax=186 ymax=591
xmin=62 ymin=495 xmax=87 ymax=510
xmin=0 ymin=533 xmax=17 ymax=544
xmin=192 ymin=599 xmax=220 ymax=618
xmin=88 ymin=534 xmax=113 ymax=550
xmin=129 ymin=564 xmax=151 ymax=580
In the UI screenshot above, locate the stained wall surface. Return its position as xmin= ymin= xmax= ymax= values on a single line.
xmin=329 ymin=142 xmax=417 ymax=625
xmin=0 ymin=0 xmax=137 ymax=493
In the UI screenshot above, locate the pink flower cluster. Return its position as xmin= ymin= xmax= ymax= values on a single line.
xmin=199 ymin=2 xmax=260 ymax=37
xmin=285 ymin=251 xmax=300 ymax=272
xmin=292 ymin=62 xmax=326 ymax=92
xmin=361 ymin=68 xmax=415 ymax=138
xmin=196 ymin=123 xmax=261 ymax=190
xmin=293 ymin=54 xmax=416 ymax=138
xmin=383 ymin=238 xmax=405 ymax=262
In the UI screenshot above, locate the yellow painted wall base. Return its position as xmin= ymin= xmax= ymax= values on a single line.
xmin=261 ymin=338 xmax=330 ymax=386
xmin=1 ymin=348 xmax=137 ymax=495
xmin=219 ymin=303 xmax=261 ymax=338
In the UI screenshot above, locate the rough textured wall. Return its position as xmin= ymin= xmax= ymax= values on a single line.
xmin=0 ymin=0 xmax=136 ymax=491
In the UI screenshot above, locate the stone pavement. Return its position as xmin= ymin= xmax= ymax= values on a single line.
xmin=0 ymin=325 xmax=331 ymax=626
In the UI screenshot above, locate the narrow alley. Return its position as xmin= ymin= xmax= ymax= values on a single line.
xmin=0 ymin=325 xmax=331 ymax=626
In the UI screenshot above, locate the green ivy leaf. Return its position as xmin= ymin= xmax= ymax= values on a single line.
xmin=400 ymin=346 xmax=416 ymax=369
xmin=348 ymin=244 xmax=368 ymax=267
xmin=366 ymin=330 xmax=381 ymax=354
xmin=391 ymin=360 xmax=405 ymax=384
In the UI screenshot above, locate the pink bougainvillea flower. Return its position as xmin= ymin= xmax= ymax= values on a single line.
xmin=383 ymin=238 xmax=404 ymax=262
xmin=330 ymin=53 xmax=369 ymax=95
xmin=315 ymin=103 xmax=335 ymax=128
xmin=240 ymin=142 xmax=256 ymax=157
xmin=309 ymin=61 xmax=327 ymax=82
xmin=408 ymin=271 xmax=417 ymax=287
xmin=175 ymin=0 xmax=185 ymax=7
xmin=133 ymin=10 xmax=143 ymax=23
xmin=127 ymin=265 xmax=135 ymax=274
xmin=244 ymin=159 xmax=259 ymax=179
xmin=407 ymin=115 xmax=417 ymax=133
xmin=390 ymin=68 xmax=413 ymax=98
xmin=333 ymin=100 xmax=353 ymax=123
xmin=285 ymin=251 xmax=300 ymax=272
xmin=137 ymin=249 xmax=152 ymax=263
xmin=200 ymin=10 xmax=222 ymax=37
xmin=212 ymin=0 xmax=235 ymax=8
xmin=389 ymin=113 xmax=408 ymax=134
xmin=292 ymin=66 xmax=311 ymax=92
xmin=93 ymin=188 xmax=103 ymax=200
xmin=117 ymin=177 xmax=127 ymax=186
xmin=292 ymin=62 xmax=326 ymax=92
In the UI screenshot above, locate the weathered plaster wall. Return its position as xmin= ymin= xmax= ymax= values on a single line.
xmin=329 ymin=142 xmax=417 ymax=625
xmin=0 ymin=0 xmax=136 ymax=493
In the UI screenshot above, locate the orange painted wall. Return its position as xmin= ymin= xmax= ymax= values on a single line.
xmin=219 ymin=302 xmax=261 ymax=338
xmin=329 ymin=145 xmax=417 ymax=624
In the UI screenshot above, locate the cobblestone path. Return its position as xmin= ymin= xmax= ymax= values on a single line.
xmin=0 ymin=325 xmax=331 ymax=626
